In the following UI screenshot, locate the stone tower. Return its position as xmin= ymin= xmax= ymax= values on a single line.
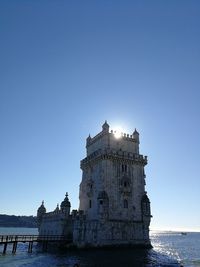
xmin=74 ymin=121 xmax=152 ymax=247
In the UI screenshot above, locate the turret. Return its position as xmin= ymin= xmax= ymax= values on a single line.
xmin=133 ymin=128 xmax=139 ymax=143
xmin=54 ymin=203 xmax=60 ymax=214
xmin=60 ymin=192 xmax=71 ymax=216
xmin=37 ymin=201 xmax=46 ymax=228
xmin=102 ymin=120 xmax=109 ymax=132
xmin=133 ymin=128 xmax=140 ymax=154
xmin=86 ymin=134 xmax=92 ymax=147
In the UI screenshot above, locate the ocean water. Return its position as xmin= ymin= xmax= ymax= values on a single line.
xmin=0 ymin=228 xmax=200 ymax=267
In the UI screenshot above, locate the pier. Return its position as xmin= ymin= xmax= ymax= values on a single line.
xmin=0 ymin=235 xmax=72 ymax=254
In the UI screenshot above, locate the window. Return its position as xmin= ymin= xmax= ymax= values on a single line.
xmin=100 ymin=200 xmax=103 ymax=205
xmin=124 ymin=199 xmax=128 ymax=209
xmin=89 ymin=200 xmax=92 ymax=208
xmin=122 ymin=164 xmax=127 ymax=173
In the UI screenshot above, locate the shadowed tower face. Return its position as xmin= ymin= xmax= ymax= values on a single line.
xmin=78 ymin=121 xmax=151 ymax=246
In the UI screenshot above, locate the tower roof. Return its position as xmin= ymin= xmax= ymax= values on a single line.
xmin=133 ymin=128 xmax=140 ymax=143
xmin=102 ymin=120 xmax=109 ymax=132
xmin=37 ymin=201 xmax=46 ymax=213
xmin=61 ymin=192 xmax=71 ymax=208
xmin=133 ymin=128 xmax=139 ymax=135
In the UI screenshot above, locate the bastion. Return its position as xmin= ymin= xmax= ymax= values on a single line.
xmin=37 ymin=121 xmax=152 ymax=248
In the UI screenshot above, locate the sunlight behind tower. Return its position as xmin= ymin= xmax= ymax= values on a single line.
xmin=113 ymin=126 xmax=123 ymax=139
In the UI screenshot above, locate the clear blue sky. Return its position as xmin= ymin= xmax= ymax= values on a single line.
xmin=1 ymin=0 xmax=200 ymax=231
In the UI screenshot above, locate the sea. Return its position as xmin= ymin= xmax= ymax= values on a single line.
xmin=0 ymin=227 xmax=200 ymax=267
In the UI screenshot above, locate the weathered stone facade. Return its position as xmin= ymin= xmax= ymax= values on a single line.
xmin=37 ymin=194 xmax=72 ymax=239
xmin=37 ymin=121 xmax=152 ymax=248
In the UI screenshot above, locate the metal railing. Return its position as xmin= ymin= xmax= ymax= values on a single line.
xmin=0 ymin=235 xmax=71 ymax=244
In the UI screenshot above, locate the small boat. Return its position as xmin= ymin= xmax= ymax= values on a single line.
xmin=181 ymin=232 xmax=187 ymax=235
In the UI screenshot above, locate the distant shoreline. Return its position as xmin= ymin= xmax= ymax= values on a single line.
xmin=0 ymin=214 xmax=37 ymax=228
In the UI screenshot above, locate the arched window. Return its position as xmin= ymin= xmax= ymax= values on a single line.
xmin=89 ymin=199 xmax=92 ymax=208
xmin=124 ymin=199 xmax=128 ymax=209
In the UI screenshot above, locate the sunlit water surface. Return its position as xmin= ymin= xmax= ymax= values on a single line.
xmin=0 ymin=228 xmax=200 ymax=267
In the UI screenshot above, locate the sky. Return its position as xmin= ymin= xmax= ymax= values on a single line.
xmin=0 ymin=0 xmax=200 ymax=232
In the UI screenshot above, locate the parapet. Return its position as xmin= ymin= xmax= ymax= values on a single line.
xmin=87 ymin=124 xmax=140 ymax=147
xmin=81 ymin=148 xmax=147 ymax=168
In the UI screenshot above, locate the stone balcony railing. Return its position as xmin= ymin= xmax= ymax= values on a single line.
xmin=81 ymin=148 xmax=147 ymax=168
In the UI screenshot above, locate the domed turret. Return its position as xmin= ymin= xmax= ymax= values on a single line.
xmin=61 ymin=192 xmax=71 ymax=215
xmin=133 ymin=128 xmax=140 ymax=154
xmin=37 ymin=201 xmax=46 ymax=215
xmin=37 ymin=201 xmax=46 ymax=228
xmin=133 ymin=128 xmax=139 ymax=143
xmin=86 ymin=134 xmax=92 ymax=146
xmin=102 ymin=120 xmax=109 ymax=132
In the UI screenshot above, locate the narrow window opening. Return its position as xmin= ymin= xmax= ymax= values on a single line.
xmin=89 ymin=200 xmax=92 ymax=208
xmin=100 ymin=200 xmax=103 ymax=205
xmin=124 ymin=199 xmax=128 ymax=209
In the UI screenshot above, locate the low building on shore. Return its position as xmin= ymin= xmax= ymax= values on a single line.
xmin=37 ymin=121 xmax=152 ymax=248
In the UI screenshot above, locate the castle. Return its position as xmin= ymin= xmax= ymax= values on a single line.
xmin=37 ymin=121 xmax=152 ymax=247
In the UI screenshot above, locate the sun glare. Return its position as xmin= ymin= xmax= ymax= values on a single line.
xmin=113 ymin=126 xmax=123 ymax=139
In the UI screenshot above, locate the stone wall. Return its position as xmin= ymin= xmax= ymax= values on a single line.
xmin=73 ymin=218 xmax=151 ymax=247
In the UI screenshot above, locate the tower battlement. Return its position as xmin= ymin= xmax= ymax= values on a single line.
xmin=81 ymin=148 xmax=147 ymax=169
xmin=87 ymin=129 xmax=138 ymax=145
xmin=86 ymin=121 xmax=140 ymax=156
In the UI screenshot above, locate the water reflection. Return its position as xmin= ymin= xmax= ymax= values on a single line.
xmin=48 ymin=248 xmax=147 ymax=267
xmin=0 ymin=244 xmax=181 ymax=267
xmin=0 ymin=231 xmax=184 ymax=267
xmin=44 ymin=247 xmax=180 ymax=267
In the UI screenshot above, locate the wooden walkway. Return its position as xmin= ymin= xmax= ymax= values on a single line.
xmin=0 ymin=235 xmax=72 ymax=254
